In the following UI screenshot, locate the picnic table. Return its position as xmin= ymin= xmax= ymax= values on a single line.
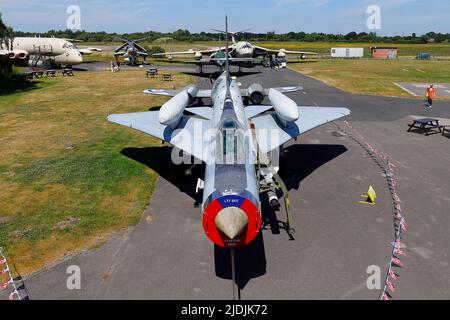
xmin=62 ymin=69 xmax=74 ymax=76
xmin=146 ymin=67 xmax=158 ymax=78
xmin=45 ymin=70 xmax=57 ymax=77
xmin=407 ymin=118 xmax=442 ymax=136
xmin=439 ymin=118 xmax=450 ymax=136
xmin=33 ymin=71 xmax=44 ymax=79
xmin=162 ymin=73 xmax=173 ymax=82
xmin=12 ymin=72 xmax=34 ymax=82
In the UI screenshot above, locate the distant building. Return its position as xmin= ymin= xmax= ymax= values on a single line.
xmin=371 ymin=47 xmax=398 ymax=60
xmin=331 ymin=47 xmax=364 ymax=58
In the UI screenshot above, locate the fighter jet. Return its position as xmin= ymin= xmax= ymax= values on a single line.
xmin=158 ymin=49 xmax=257 ymax=74
xmin=214 ymin=29 xmax=318 ymax=61
xmin=153 ymin=29 xmax=317 ymax=65
xmin=108 ymin=18 xmax=350 ymax=253
xmin=113 ymin=38 xmax=149 ymax=66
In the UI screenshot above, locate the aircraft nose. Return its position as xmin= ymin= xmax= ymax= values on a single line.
xmin=214 ymin=207 xmax=248 ymax=239
xmin=76 ymin=52 xmax=83 ymax=64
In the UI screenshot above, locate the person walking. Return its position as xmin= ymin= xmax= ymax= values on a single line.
xmin=426 ymin=84 xmax=436 ymax=108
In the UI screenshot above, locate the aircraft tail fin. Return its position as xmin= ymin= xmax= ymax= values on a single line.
xmin=225 ymin=16 xmax=230 ymax=81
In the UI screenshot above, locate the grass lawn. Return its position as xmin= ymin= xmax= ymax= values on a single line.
xmin=289 ymin=59 xmax=450 ymax=99
xmin=0 ymin=70 xmax=194 ymax=275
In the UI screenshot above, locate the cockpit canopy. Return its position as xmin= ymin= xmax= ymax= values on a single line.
xmin=217 ymin=118 xmax=246 ymax=165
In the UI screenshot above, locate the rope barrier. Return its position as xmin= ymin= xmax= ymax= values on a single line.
xmin=335 ymin=121 xmax=407 ymax=300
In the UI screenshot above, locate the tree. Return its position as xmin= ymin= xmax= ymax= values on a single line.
xmin=1 ymin=12 xmax=15 ymax=78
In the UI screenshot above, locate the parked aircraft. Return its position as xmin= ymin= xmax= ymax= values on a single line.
xmin=108 ymin=18 xmax=350 ymax=252
xmin=113 ymin=38 xmax=148 ymax=66
xmin=11 ymin=37 xmax=101 ymax=68
xmin=153 ymin=29 xmax=317 ymax=64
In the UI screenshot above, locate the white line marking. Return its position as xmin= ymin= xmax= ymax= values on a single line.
xmin=394 ymin=82 xmax=418 ymax=97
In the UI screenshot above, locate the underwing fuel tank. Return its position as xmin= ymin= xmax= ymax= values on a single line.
xmin=202 ymin=194 xmax=261 ymax=249
xmin=268 ymin=88 xmax=299 ymax=126
xmin=158 ymin=90 xmax=190 ymax=128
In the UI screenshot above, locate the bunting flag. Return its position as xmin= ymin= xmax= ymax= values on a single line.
xmin=0 ymin=267 xmax=10 ymax=275
xmin=0 ymin=259 xmax=6 ymax=265
xmin=400 ymin=219 xmax=407 ymax=232
xmin=392 ymin=257 xmax=404 ymax=267
xmin=382 ymin=293 xmax=390 ymax=301
xmin=9 ymin=290 xmax=18 ymax=301
xmin=1 ymin=279 xmax=12 ymax=289
xmin=389 ymin=270 xmax=399 ymax=281
xmin=395 ymin=248 xmax=407 ymax=257
xmin=386 ymin=280 xmax=396 ymax=293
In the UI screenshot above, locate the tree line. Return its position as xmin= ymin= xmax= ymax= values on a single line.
xmin=12 ymin=29 xmax=450 ymax=44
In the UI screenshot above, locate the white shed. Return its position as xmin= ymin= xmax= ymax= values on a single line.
xmin=331 ymin=48 xmax=364 ymax=58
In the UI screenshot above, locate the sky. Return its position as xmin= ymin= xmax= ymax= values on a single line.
xmin=1 ymin=0 xmax=449 ymax=36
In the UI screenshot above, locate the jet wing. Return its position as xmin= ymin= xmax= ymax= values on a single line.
xmin=144 ymin=88 xmax=212 ymax=98
xmin=78 ymin=48 xmax=103 ymax=55
xmin=264 ymin=86 xmax=302 ymax=94
xmin=114 ymin=43 xmax=129 ymax=53
xmin=152 ymin=48 xmax=221 ymax=57
xmin=251 ymin=107 xmax=350 ymax=153
xmin=134 ymin=43 xmax=148 ymax=54
xmin=107 ymin=112 xmax=212 ymax=164
xmin=254 ymin=45 xmax=317 ymax=56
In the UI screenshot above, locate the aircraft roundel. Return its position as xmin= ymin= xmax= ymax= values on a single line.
xmin=202 ymin=194 xmax=261 ymax=248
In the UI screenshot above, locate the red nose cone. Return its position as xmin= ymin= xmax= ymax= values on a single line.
xmin=202 ymin=195 xmax=261 ymax=248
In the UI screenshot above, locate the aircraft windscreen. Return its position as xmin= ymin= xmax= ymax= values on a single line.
xmin=217 ymin=120 xmax=245 ymax=165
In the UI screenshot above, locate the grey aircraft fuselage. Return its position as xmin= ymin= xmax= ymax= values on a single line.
xmin=203 ymin=71 xmax=259 ymax=205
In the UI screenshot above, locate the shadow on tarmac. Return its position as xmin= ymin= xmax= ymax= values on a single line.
xmin=279 ymin=144 xmax=348 ymax=191
xmin=121 ymin=146 xmax=204 ymax=206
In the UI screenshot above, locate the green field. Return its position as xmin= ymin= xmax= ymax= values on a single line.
xmin=290 ymin=59 xmax=450 ymax=98
xmin=0 ymin=70 xmax=194 ymax=274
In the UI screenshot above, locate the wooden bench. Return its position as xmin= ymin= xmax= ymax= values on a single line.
xmin=162 ymin=73 xmax=173 ymax=82
xmin=407 ymin=118 xmax=442 ymax=136
xmin=62 ymin=69 xmax=74 ymax=76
